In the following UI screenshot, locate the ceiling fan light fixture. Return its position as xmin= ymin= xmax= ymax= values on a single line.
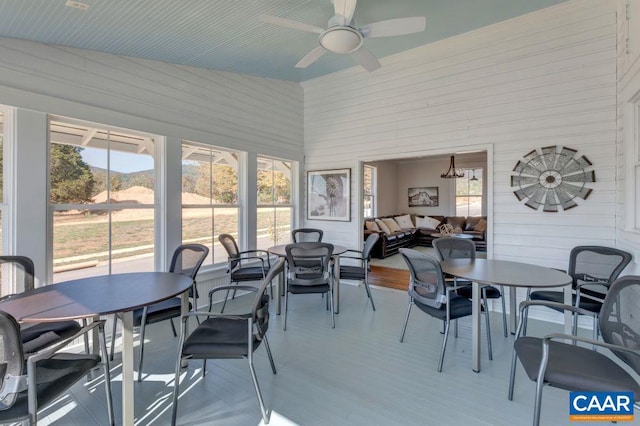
xmin=441 ymin=155 xmax=465 ymax=179
xmin=319 ymin=27 xmax=363 ymax=53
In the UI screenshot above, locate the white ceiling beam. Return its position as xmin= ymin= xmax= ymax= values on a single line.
xmin=137 ymin=138 xmax=154 ymax=155
xmin=181 ymin=146 xmax=198 ymax=160
xmin=80 ymin=128 xmax=98 ymax=146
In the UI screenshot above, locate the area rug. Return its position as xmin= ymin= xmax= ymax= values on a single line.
xmin=369 ymin=246 xmax=435 ymax=270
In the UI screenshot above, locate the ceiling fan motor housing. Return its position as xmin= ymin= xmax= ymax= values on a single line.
xmin=319 ymin=27 xmax=363 ymax=53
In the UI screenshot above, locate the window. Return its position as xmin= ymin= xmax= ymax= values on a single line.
xmin=456 ymin=168 xmax=483 ymax=217
xmin=633 ymin=104 xmax=640 ymax=231
xmin=0 ymin=108 xmax=8 ymax=297
xmin=49 ymin=118 xmax=157 ymax=282
xmin=0 ymin=109 xmax=5 ymax=255
xmin=364 ymin=165 xmax=376 ymax=218
xmin=257 ymin=157 xmax=292 ymax=250
xmin=181 ymin=142 xmax=239 ymax=265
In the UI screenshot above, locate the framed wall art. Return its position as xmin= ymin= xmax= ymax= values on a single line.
xmin=408 ymin=187 xmax=439 ymax=207
xmin=307 ymin=169 xmax=351 ymax=221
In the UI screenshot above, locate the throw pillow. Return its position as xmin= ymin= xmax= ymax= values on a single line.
xmin=474 ymin=218 xmax=487 ymax=233
xmin=415 ymin=216 xmax=441 ymax=230
xmin=375 ymin=218 xmax=391 ymax=234
xmin=365 ymin=221 xmax=380 ymax=232
xmin=446 ymin=216 xmax=466 ymax=230
xmin=394 ymin=214 xmax=414 ymax=229
xmin=382 ymin=218 xmax=401 ymax=233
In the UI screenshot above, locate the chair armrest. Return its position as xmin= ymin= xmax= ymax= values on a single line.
xmin=27 ymin=320 xmax=105 ymax=363
xmin=239 ymin=250 xmax=271 ymax=267
xmin=543 ymin=333 xmax=640 ymax=357
xmin=340 ymin=255 xmax=365 ymax=261
xmin=575 ymin=281 xmax=609 ymax=291
xmin=343 ymin=249 xmax=363 ymax=255
xmin=233 ymin=256 xmax=267 ymax=270
xmin=181 ymin=310 xmax=250 ymax=322
xmin=518 ymin=300 xmax=596 ymax=318
xmin=239 ymin=249 xmax=270 ymax=256
xmin=208 ymin=285 xmax=258 ymax=299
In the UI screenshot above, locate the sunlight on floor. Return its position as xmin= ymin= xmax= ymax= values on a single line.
xmin=260 ymin=410 xmax=300 ymax=426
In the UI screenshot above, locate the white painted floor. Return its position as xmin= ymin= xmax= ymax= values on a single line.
xmin=35 ymin=282 xmax=626 ymax=426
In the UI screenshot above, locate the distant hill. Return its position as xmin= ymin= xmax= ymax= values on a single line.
xmin=90 ymin=166 xmax=154 ymax=196
xmin=90 ymin=164 xmax=202 ymax=196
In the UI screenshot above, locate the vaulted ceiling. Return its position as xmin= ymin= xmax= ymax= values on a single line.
xmin=0 ymin=0 xmax=569 ymax=82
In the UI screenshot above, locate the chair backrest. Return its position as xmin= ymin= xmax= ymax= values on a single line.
xmin=432 ymin=237 xmax=476 ymax=261
xmin=218 ymin=233 xmax=240 ymax=258
xmin=399 ymin=248 xmax=447 ymax=309
xmin=569 ymin=246 xmax=632 ymax=295
xmin=170 ymin=244 xmax=210 ymax=280
xmin=291 ymin=228 xmax=323 ymax=243
xmin=362 ymin=233 xmax=380 ymax=260
xmin=170 ymin=244 xmax=209 ymax=299
xmin=252 ymin=258 xmax=285 ymax=335
xmin=599 ymin=275 xmax=640 ymax=376
xmin=0 ymin=310 xmax=24 ymax=410
xmin=0 ymin=256 xmax=35 ymax=293
xmin=285 ymin=242 xmax=333 ymax=284
xmin=218 ymin=233 xmax=242 ymax=270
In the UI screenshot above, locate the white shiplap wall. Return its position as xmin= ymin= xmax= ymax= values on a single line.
xmin=0 ymin=38 xmax=304 ymax=160
xmin=303 ymin=0 xmax=617 ymax=262
xmin=302 ymin=0 xmax=626 ymax=317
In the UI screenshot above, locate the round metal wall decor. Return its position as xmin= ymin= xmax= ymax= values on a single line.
xmin=510 ymin=145 xmax=595 ymax=212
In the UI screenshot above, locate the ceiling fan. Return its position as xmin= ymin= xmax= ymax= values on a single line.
xmin=260 ymin=0 xmax=426 ymax=72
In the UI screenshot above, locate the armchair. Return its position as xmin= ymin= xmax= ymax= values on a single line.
xmin=171 ymin=258 xmax=284 ymax=425
xmin=339 ymin=233 xmax=379 ymax=311
xmin=218 ymin=233 xmax=272 ymax=313
xmin=509 ymin=275 xmax=640 ymax=426
xmin=0 ymin=312 xmax=113 ymax=425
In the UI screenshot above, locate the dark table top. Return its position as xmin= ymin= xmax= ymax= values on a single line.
xmin=268 ymin=244 xmax=348 ymax=257
xmin=0 ymin=272 xmax=193 ymax=322
xmin=440 ymin=258 xmax=572 ymax=288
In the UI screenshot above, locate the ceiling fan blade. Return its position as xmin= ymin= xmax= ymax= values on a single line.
xmin=296 ymin=46 xmax=327 ymax=68
xmin=360 ymin=17 xmax=426 ymax=38
xmin=351 ymin=47 xmax=381 ymax=72
xmin=260 ymin=15 xmax=324 ymax=34
xmin=333 ymin=0 xmax=357 ymax=25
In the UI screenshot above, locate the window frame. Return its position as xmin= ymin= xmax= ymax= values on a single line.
xmin=363 ymin=164 xmax=376 ymax=219
xmin=256 ymin=156 xmax=293 ymax=249
xmin=180 ymin=140 xmax=241 ymax=267
xmin=626 ymin=99 xmax=640 ymax=233
xmin=47 ymin=116 xmax=160 ymax=281
xmin=455 ymin=168 xmax=483 ymax=217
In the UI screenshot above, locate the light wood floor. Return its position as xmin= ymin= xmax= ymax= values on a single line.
xmin=38 ymin=283 xmax=580 ymax=426
xmin=368 ymin=265 xmax=409 ymax=291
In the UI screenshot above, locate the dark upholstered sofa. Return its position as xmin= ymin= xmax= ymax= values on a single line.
xmin=364 ymin=214 xmax=487 ymax=258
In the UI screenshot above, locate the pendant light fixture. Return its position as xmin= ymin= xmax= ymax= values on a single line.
xmin=441 ymin=155 xmax=465 ymax=179
xmin=470 ymin=169 xmax=479 ymax=181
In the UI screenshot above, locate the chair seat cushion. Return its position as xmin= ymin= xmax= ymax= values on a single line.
xmin=456 ymin=285 xmax=501 ymax=300
xmin=529 ymin=291 xmax=602 ymax=313
xmin=21 ymin=321 xmax=81 ymax=353
xmin=0 ymin=353 xmax=101 ymax=421
xmin=339 ymin=265 xmax=365 ymax=281
xmin=232 ymin=266 xmax=267 ymax=282
xmin=133 ymin=297 xmax=191 ymax=326
xmin=414 ymin=294 xmax=474 ymax=321
xmin=288 ymin=283 xmax=330 ymax=294
xmin=514 ymin=336 xmax=640 ymax=396
xmin=182 ymin=317 xmax=260 ymax=359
